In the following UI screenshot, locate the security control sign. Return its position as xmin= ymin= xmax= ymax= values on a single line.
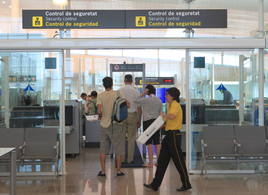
xmin=23 ymin=10 xmax=125 ymax=29
xmin=23 ymin=9 xmax=227 ymax=29
xmin=126 ymin=10 xmax=227 ymax=28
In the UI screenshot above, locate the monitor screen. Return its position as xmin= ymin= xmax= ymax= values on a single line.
xmin=194 ymin=57 xmax=205 ymax=68
xmin=45 ymin=57 xmax=57 ymax=69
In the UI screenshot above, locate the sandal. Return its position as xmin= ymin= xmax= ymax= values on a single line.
xmin=116 ymin=171 xmax=125 ymax=176
xmin=97 ymin=171 xmax=106 ymax=177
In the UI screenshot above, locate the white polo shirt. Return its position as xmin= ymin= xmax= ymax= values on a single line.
xmin=119 ymin=84 xmax=140 ymax=113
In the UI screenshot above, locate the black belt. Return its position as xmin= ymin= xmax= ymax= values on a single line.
xmin=163 ymin=130 xmax=182 ymax=137
xmin=165 ymin=130 xmax=181 ymax=134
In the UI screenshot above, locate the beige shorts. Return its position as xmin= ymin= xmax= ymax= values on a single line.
xmin=100 ymin=123 xmax=125 ymax=156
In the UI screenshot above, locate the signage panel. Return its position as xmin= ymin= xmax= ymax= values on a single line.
xmin=126 ymin=9 xmax=227 ymax=28
xmin=23 ymin=9 xmax=227 ymax=29
xmin=135 ymin=77 xmax=175 ymax=85
xmin=23 ymin=10 xmax=125 ymax=29
xmin=111 ymin=64 xmax=144 ymax=72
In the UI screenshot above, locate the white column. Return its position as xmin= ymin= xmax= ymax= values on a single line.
xmin=106 ymin=58 xmax=109 ymax=78
xmin=258 ymin=0 xmax=264 ymax=37
xmin=186 ymin=49 xmax=191 ymax=169
xmin=78 ymin=56 xmax=82 ymax=97
xmin=258 ymin=0 xmax=264 ymax=126
xmin=11 ymin=0 xmax=20 ymax=34
xmin=157 ymin=49 xmax=160 ymax=77
xmin=181 ymin=59 xmax=186 ymax=97
xmin=59 ymin=0 xmax=70 ymax=175
xmin=60 ymin=50 xmax=66 ymax=175
xmin=2 ymin=57 xmax=10 ymax=128
xmin=258 ymin=50 xmax=264 ymax=126
xmin=211 ymin=57 xmax=215 ymax=99
xmin=239 ymin=55 xmax=245 ymax=125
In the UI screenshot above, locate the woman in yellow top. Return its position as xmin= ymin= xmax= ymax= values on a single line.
xmin=144 ymin=87 xmax=192 ymax=192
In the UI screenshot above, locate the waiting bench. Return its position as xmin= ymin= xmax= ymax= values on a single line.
xmin=235 ymin=126 xmax=268 ymax=158
xmin=0 ymin=128 xmax=59 ymax=175
xmin=0 ymin=128 xmax=25 ymax=160
xmin=201 ymin=125 xmax=268 ymax=174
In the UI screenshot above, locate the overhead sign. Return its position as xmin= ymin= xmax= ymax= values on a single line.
xmin=126 ymin=10 xmax=227 ymax=28
xmin=22 ymin=9 xmax=227 ymax=29
xmin=135 ymin=77 xmax=174 ymax=85
xmin=23 ymin=10 xmax=125 ymax=29
xmin=111 ymin=64 xmax=144 ymax=72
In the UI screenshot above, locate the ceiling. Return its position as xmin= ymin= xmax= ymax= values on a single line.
xmin=70 ymin=0 xmax=267 ymax=11
xmin=0 ymin=0 xmax=267 ymax=37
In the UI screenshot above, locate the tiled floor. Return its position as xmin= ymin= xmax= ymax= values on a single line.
xmin=1 ymin=148 xmax=268 ymax=195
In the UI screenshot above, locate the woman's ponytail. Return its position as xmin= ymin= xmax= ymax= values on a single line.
xmin=175 ymin=96 xmax=180 ymax=103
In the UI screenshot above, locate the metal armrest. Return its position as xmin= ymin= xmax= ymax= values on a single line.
xmin=54 ymin=141 xmax=59 ymax=150
xmin=234 ymin=139 xmax=241 ymax=147
xmin=19 ymin=142 xmax=26 ymax=157
xmin=19 ymin=142 xmax=26 ymax=150
xmin=233 ymin=139 xmax=241 ymax=153
xmin=54 ymin=141 xmax=60 ymax=175
xmin=201 ymin=139 xmax=208 ymax=147
xmin=201 ymin=139 xmax=208 ymax=157
xmin=54 ymin=141 xmax=60 ymax=158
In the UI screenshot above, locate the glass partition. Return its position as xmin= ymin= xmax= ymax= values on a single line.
xmin=69 ymin=49 xmax=186 ymax=95
xmin=68 ymin=49 xmax=186 ymax=160
xmin=0 ymin=51 xmax=63 ymax=175
xmin=189 ymin=49 xmax=260 ymax=173
xmin=265 ymin=49 xmax=268 ymax=124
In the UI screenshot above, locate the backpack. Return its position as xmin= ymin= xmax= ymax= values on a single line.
xmin=112 ymin=97 xmax=128 ymax=123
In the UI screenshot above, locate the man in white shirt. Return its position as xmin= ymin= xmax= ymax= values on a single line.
xmin=119 ymin=74 xmax=141 ymax=163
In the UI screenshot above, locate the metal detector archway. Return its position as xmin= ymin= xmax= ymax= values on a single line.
xmin=110 ymin=62 xmax=145 ymax=167
xmin=110 ymin=62 xmax=146 ymax=89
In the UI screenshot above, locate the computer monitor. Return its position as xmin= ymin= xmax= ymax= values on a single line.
xmin=194 ymin=57 xmax=205 ymax=68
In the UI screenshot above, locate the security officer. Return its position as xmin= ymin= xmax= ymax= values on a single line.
xmin=216 ymin=84 xmax=233 ymax=104
xmin=144 ymin=87 xmax=192 ymax=192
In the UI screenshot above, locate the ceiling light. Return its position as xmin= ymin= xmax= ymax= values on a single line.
xmin=2 ymin=1 xmax=6 ymax=4
xmin=52 ymin=0 xmax=68 ymax=6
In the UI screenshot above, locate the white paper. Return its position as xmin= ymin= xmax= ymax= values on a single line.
xmin=136 ymin=116 xmax=164 ymax=145
xmin=86 ymin=115 xmax=99 ymax=121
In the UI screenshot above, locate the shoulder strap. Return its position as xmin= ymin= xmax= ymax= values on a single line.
xmin=116 ymin=90 xmax=120 ymax=98
xmin=111 ymin=96 xmax=119 ymax=122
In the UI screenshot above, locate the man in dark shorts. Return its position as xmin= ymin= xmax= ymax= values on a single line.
xmin=135 ymin=84 xmax=162 ymax=167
